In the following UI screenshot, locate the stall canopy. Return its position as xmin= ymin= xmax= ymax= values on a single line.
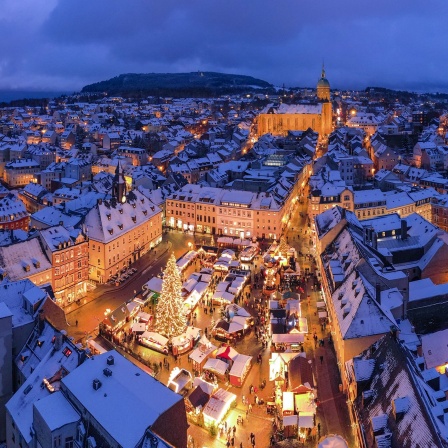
xmin=288 ymin=355 xmax=314 ymax=393
xmin=203 ymin=358 xmax=228 ymax=376
xmin=203 ymin=388 xmax=236 ymax=424
xmin=316 ymin=301 xmax=326 ymax=309
xmin=131 ymin=323 xmax=146 ymax=334
xmin=177 ymin=250 xmax=197 ymax=271
xmin=272 ymin=333 xmax=305 ymax=344
xmin=298 ymin=412 xmax=314 ymax=428
xmin=212 ymin=291 xmax=235 ymax=303
xmin=189 ymin=341 xmax=217 ymax=365
xmin=226 ymin=304 xmax=251 ymax=318
xmin=229 ymin=354 xmax=252 ymax=378
xmin=283 ymin=415 xmax=298 ymax=426
xmin=295 ymin=392 xmax=316 ymax=414
xmin=216 ymin=345 xmax=239 ymax=362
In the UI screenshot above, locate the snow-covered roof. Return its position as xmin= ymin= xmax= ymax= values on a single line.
xmin=421 ymin=329 xmax=448 ymax=369
xmin=61 ymin=351 xmax=183 ymax=448
xmin=84 ymin=189 xmax=161 ymax=244
xmin=34 ymin=391 xmax=80 ymax=431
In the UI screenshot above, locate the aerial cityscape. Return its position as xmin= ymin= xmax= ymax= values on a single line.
xmin=1 ymin=2 xmax=448 ymax=448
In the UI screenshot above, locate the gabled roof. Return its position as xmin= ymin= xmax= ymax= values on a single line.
xmin=352 ymin=334 xmax=447 ymax=448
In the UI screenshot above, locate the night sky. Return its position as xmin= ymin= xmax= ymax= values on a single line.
xmin=1 ymin=0 xmax=447 ymax=92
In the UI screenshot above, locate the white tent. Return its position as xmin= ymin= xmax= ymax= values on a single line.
xmin=203 ymin=358 xmax=228 ymax=376
xmin=226 ymin=304 xmax=251 ymax=318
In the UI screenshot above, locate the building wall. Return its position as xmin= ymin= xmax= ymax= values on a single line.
xmin=0 ymin=215 xmax=29 ymax=231
xmin=258 ymin=112 xmax=326 ymax=137
xmin=33 ymin=406 xmax=78 ymax=448
xmin=4 ymin=166 xmax=40 ymax=188
xmin=421 ymin=243 xmax=448 ymax=285
xmin=52 ymin=240 xmax=89 ymax=308
xmin=0 ymin=313 xmax=13 ymax=442
xmin=89 ymin=212 xmax=162 ymax=283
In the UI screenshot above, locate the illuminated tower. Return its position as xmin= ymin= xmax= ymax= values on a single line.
xmin=317 ymin=64 xmax=331 ymax=101
xmin=112 ymin=161 xmax=127 ymax=203
xmin=317 ymin=65 xmax=332 ymax=135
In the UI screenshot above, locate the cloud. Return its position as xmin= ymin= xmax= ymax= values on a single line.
xmin=0 ymin=0 xmax=447 ymax=92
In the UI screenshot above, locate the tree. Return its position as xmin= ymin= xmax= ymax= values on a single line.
xmin=278 ymin=235 xmax=289 ymax=258
xmin=155 ymin=253 xmax=186 ymax=339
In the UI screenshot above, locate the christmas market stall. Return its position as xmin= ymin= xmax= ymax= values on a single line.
xmin=176 ymin=250 xmax=198 ymax=272
xmin=212 ymin=290 xmax=235 ymax=306
xmin=100 ymin=302 xmax=130 ymax=340
xmin=130 ymin=322 xmax=146 ymax=335
xmin=185 ymin=377 xmax=215 ymax=418
xmin=202 ymin=388 xmax=236 ymax=427
xmin=138 ymin=331 xmax=169 ymax=355
xmin=172 ymin=326 xmax=202 ymax=355
xmin=167 ymin=367 xmax=193 ymax=394
xmin=189 ymin=335 xmax=217 ymax=374
xmin=272 ymin=331 xmax=305 ymax=352
xmin=202 ymin=358 xmax=228 ymax=382
xmin=229 ymin=354 xmax=252 ymax=387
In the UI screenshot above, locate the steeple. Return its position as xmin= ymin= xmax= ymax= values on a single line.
xmin=321 ymin=63 xmax=326 ymax=79
xmin=112 ymin=160 xmax=126 ymax=203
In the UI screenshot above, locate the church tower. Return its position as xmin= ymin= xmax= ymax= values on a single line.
xmin=112 ymin=161 xmax=127 ymax=203
xmin=317 ymin=64 xmax=331 ymax=102
xmin=316 ymin=65 xmax=332 ymax=135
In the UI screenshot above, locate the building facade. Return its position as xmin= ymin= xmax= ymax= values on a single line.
xmin=39 ymin=226 xmax=89 ymax=308
xmin=257 ymin=68 xmax=332 ymax=137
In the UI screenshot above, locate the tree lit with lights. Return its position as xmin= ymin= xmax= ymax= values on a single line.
xmin=278 ymin=235 xmax=289 ymax=258
xmin=155 ymin=253 xmax=187 ymax=338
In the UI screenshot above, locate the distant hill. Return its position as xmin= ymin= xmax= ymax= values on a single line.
xmin=81 ymin=72 xmax=273 ymax=97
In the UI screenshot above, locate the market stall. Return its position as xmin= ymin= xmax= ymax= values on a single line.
xmin=212 ymin=291 xmax=235 ymax=305
xmin=189 ymin=336 xmax=217 ymax=373
xmin=283 ymin=414 xmax=298 ymax=438
xmin=131 ymin=322 xmax=146 ymax=334
xmin=167 ymin=367 xmax=193 ymax=393
xmin=229 ymin=354 xmax=252 ymax=387
xmin=202 ymin=388 xmax=236 ymax=427
xmin=203 ymin=358 xmax=228 ymax=381
xmin=272 ymin=332 xmax=305 ymax=352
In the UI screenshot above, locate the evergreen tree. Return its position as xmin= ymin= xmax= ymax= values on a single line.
xmin=155 ymin=253 xmax=186 ymax=338
xmin=278 ymin=235 xmax=289 ymax=258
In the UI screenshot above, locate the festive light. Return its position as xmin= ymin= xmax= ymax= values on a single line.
xmin=277 ymin=235 xmax=289 ymax=259
xmin=155 ymin=253 xmax=187 ymax=339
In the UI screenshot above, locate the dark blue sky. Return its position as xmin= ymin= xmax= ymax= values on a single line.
xmin=1 ymin=0 xmax=447 ymax=92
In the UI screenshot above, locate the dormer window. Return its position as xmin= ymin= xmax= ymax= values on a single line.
xmin=118 ymin=224 xmax=123 ymax=230
xmin=118 ymin=208 xmax=123 ymax=214
xmin=106 ymin=213 xmax=111 ymax=220
xmin=132 ymin=203 xmax=136 ymax=209
xmin=142 ymin=210 xmax=147 ymax=216
xmin=131 ymin=216 xmax=136 ymax=223
xmin=108 ymin=228 xmax=113 ymax=235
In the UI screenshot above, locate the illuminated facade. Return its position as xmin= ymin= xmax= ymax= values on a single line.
xmin=85 ymin=189 xmax=162 ymax=283
xmin=257 ymin=67 xmax=332 ymax=137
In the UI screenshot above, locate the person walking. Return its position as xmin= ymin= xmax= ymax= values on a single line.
xmin=320 ymin=355 xmax=324 ymax=364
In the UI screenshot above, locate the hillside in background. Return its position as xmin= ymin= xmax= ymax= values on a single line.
xmin=81 ymin=71 xmax=273 ymax=97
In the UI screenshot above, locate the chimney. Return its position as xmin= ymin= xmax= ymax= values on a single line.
xmin=372 ymin=232 xmax=378 ymax=250
xmin=54 ymin=332 xmax=63 ymax=350
xmin=401 ymin=219 xmax=407 ymax=240
xmin=375 ymin=283 xmax=381 ymax=305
